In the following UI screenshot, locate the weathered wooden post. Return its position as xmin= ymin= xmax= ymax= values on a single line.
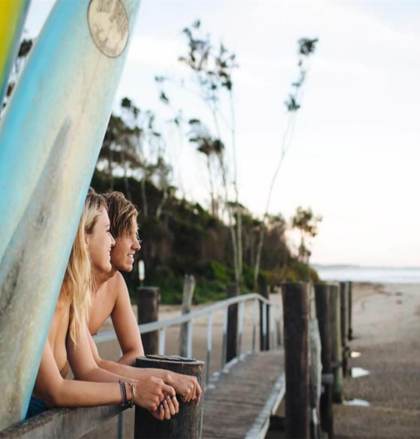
xmin=308 ymin=285 xmax=322 ymax=438
xmin=137 ymin=287 xmax=160 ymax=355
xmin=314 ymin=283 xmax=334 ymax=439
xmin=340 ymin=281 xmax=350 ymax=377
xmin=282 ymin=282 xmax=310 ymax=439
xmin=226 ymin=284 xmax=239 ymax=362
xmin=180 ymin=275 xmax=195 ymax=358
xmin=348 ymin=281 xmax=353 ymax=340
xmin=134 ymin=356 xmax=204 ymax=439
xmin=259 ymin=281 xmax=270 ymax=351
xmin=330 ymin=283 xmax=343 ymax=403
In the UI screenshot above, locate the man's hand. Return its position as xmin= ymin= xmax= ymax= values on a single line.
xmin=133 ymin=375 xmax=176 ymax=412
xmin=150 ymin=395 xmax=180 ymax=420
xmin=166 ymin=372 xmax=202 ymax=403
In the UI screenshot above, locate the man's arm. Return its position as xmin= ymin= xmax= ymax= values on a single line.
xmin=111 ymin=272 xmax=144 ymax=364
xmin=87 ymin=331 xmax=201 ymax=402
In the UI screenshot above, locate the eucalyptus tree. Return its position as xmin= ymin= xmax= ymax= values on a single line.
xmin=154 ymin=74 xmax=190 ymax=200
xmin=253 ymin=37 xmax=319 ymax=290
xmin=187 ymin=118 xmax=224 ymax=217
xmin=291 ymin=206 xmax=322 ymax=264
xmin=179 ymin=20 xmax=243 ymax=291
xmin=98 ymin=98 xmax=172 ymax=217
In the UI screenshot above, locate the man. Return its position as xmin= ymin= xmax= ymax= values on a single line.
xmin=86 ymin=191 xmax=201 ymax=402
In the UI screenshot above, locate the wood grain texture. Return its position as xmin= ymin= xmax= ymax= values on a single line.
xmin=203 ymin=350 xmax=284 ymax=439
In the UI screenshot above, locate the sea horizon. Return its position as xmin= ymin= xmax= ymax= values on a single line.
xmin=313 ymin=264 xmax=420 ymax=284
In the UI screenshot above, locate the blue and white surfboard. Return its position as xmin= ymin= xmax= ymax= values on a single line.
xmin=0 ymin=0 xmax=141 ymax=429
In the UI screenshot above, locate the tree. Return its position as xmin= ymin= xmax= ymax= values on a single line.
xmin=179 ymin=20 xmax=243 ymax=292
xmin=187 ymin=118 xmax=223 ymax=216
xmin=291 ymin=206 xmax=322 ymax=265
xmin=97 ymin=98 xmax=173 ymax=218
xmin=253 ymin=36 xmax=319 ymax=290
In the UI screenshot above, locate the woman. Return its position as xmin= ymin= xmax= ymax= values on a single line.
xmin=27 ymin=191 xmax=178 ymax=420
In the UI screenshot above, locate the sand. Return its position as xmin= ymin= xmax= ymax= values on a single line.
xmin=335 ymin=282 xmax=420 ymax=439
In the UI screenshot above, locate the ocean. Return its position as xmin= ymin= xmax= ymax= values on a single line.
xmin=314 ymin=265 xmax=420 ymax=284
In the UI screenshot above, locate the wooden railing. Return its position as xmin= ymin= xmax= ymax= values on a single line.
xmin=95 ymin=292 xmax=283 ymax=385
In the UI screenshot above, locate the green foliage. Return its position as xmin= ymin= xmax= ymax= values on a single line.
xmin=282 ymin=258 xmax=320 ymax=283
xmin=291 ymin=206 xmax=322 ymax=263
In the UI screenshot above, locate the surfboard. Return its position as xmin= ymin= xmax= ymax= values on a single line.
xmin=0 ymin=0 xmax=141 ymax=429
xmin=0 ymin=0 xmax=31 ymax=106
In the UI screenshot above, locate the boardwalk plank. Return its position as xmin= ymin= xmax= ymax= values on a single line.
xmin=203 ymin=350 xmax=284 ymax=439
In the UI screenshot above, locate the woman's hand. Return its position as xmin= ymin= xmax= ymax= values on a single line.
xmin=150 ymin=395 xmax=180 ymax=420
xmin=166 ymin=372 xmax=202 ymax=403
xmin=133 ymin=375 xmax=176 ymax=412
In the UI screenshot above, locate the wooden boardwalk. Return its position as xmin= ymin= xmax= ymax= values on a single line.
xmin=203 ymin=350 xmax=285 ymax=439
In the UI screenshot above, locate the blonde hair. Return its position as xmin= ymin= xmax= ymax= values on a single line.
xmin=61 ymin=189 xmax=107 ymax=344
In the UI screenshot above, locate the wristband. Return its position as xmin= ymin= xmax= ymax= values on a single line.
xmin=119 ymin=380 xmax=128 ymax=407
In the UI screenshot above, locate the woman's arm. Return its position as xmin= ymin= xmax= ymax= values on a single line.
xmin=68 ymin=324 xmax=177 ymax=411
xmin=111 ymin=272 xmax=144 ymax=364
xmin=35 ymin=341 xmax=122 ymax=408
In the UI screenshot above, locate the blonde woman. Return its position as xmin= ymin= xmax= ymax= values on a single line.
xmin=27 ymin=191 xmax=178 ymax=420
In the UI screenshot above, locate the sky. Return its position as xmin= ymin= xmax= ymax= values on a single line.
xmin=25 ymin=0 xmax=420 ymax=267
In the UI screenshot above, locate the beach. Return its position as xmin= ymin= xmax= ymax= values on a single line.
xmin=335 ymin=282 xmax=420 ymax=438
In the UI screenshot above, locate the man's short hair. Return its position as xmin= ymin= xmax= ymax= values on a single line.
xmin=103 ymin=191 xmax=138 ymax=238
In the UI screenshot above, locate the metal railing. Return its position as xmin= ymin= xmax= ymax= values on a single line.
xmin=95 ymin=293 xmax=283 ymax=385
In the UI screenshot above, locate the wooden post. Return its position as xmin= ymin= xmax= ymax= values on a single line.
xmin=282 ymin=282 xmax=310 ymax=439
xmin=134 ymin=355 xmax=204 ymax=439
xmin=180 ymin=275 xmax=195 ymax=358
xmin=226 ymin=284 xmax=239 ymax=363
xmin=259 ymin=281 xmax=270 ymax=351
xmin=340 ymin=282 xmax=349 ymax=377
xmin=137 ymin=287 xmax=160 ymax=355
xmin=308 ymin=285 xmax=322 ymax=439
xmin=330 ymin=283 xmax=343 ymax=403
xmin=348 ymin=281 xmax=353 ymax=340
xmin=314 ymin=283 xmax=333 ymax=439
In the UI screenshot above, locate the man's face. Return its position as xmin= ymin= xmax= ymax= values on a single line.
xmin=110 ymin=216 xmax=141 ymax=272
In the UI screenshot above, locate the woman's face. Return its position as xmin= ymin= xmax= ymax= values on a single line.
xmin=110 ymin=216 xmax=141 ymax=272
xmin=86 ymin=207 xmax=115 ymax=274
